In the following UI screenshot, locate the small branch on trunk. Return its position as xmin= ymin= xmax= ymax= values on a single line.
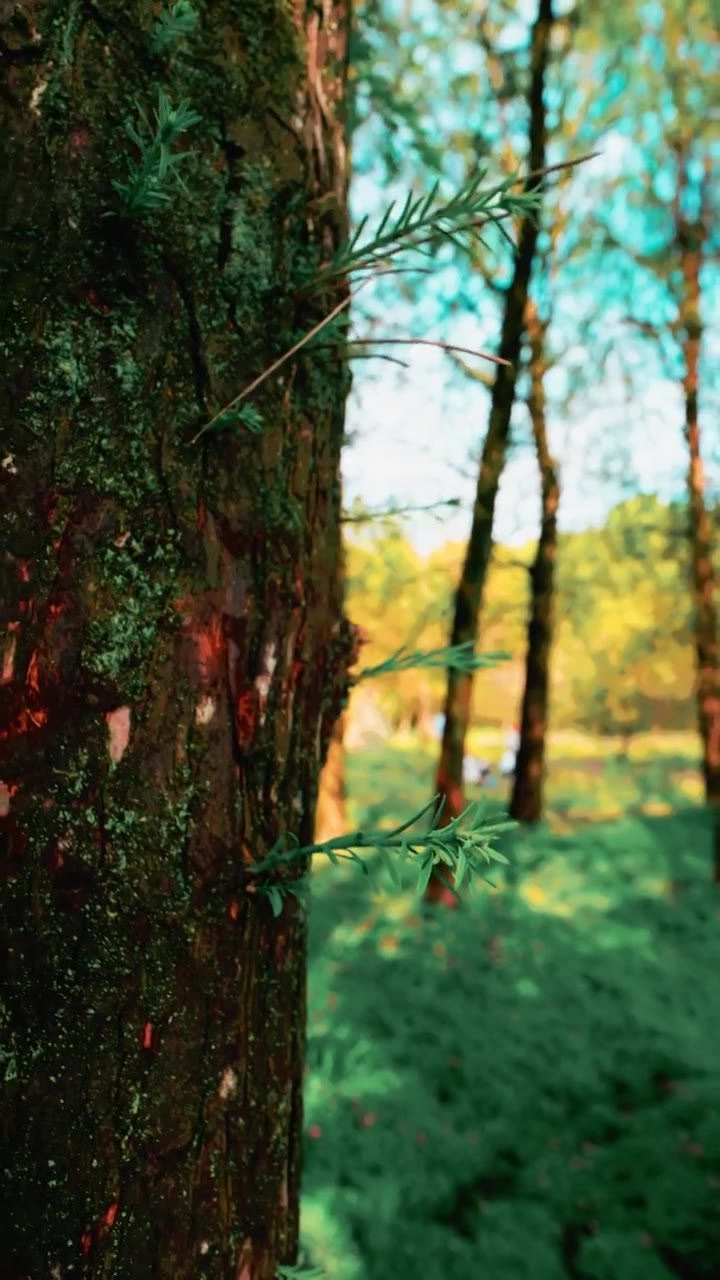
xmin=348 ymin=336 xmax=511 ymax=367
xmin=341 ymin=496 xmax=461 ymax=524
xmin=189 ymin=274 xmax=375 ymax=445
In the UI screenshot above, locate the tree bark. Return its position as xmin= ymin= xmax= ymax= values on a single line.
xmin=314 ymin=712 xmax=347 ymax=843
xmin=509 ymin=300 xmax=559 ymax=824
xmin=0 ymin=3 xmax=352 ymax=1277
xmin=676 ymin=151 xmax=720 ymax=882
xmin=427 ymin=0 xmax=554 ymax=902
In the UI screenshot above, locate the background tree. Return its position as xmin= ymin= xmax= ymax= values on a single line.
xmin=673 ymin=144 xmax=720 ymax=878
xmin=510 ymin=296 xmax=559 ymax=822
xmin=428 ymin=0 xmax=555 ymax=901
xmin=573 ymin=0 xmax=720 ymax=875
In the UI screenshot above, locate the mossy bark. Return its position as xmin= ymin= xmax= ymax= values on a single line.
xmin=509 ymin=301 xmax=558 ymax=825
xmin=675 ymin=152 xmax=720 ymax=882
xmin=0 ymin=3 xmax=352 ymax=1276
xmin=428 ymin=0 xmax=554 ymax=902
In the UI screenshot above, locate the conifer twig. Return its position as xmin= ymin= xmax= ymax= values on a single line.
xmin=190 ymin=154 xmax=599 ymax=446
xmin=112 ymin=92 xmax=201 ymax=215
xmin=249 ymin=795 xmax=515 ymax=912
xmin=309 ymin=152 xmax=600 ymax=289
xmin=150 ymin=0 xmax=198 ymax=53
xmin=356 ymin=640 xmax=509 ymax=681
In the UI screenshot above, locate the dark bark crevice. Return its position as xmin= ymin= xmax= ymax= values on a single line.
xmin=160 ymin=253 xmax=214 ymax=419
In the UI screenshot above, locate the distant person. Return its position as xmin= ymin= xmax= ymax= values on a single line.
xmin=432 ymin=712 xmax=446 ymax=741
xmin=462 ymin=755 xmax=493 ymax=787
xmin=499 ymin=725 xmax=520 ymax=779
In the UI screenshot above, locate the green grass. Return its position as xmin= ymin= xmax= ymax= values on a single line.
xmin=342 ymin=736 xmax=704 ymax=831
xmin=299 ymin=743 xmax=720 ymax=1280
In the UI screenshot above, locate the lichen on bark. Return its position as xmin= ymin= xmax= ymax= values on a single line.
xmin=0 ymin=2 xmax=353 ymax=1276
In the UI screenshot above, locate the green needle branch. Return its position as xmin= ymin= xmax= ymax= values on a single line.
xmin=150 ymin=0 xmax=198 ymax=53
xmin=112 ymin=92 xmax=201 ymax=215
xmin=309 ymin=152 xmax=599 ymax=289
xmin=249 ymin=795 xmax=515 ymax=915
xmin=356 ymin=640 xmax=510 ymax=681
xmin=246 ymin=640 xmax=515 ymax=914
xmin=190 ymin=154 xmax=597 ymax=448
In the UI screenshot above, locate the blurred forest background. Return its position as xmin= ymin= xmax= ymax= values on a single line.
xmin=345 ymin=497 xmax=714 ymax=741
xmin=301 ymin=1 xmax=720 ymax=1278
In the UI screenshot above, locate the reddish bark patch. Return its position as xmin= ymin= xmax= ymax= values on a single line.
xmin=102 ymin=1200 xmax=119 ymax=1230
xmin=188 ymin=612 xmax=225 ymax=686
xmin=1 ymin=632 xmax=16 ymax=684
xmin=85 ymin=288 xmax=110 ymax=314
xmin=46 ymin=600 xmax=67 ymax=624
xmin=234 ymin=689 xmax=256 ymax=752
xmin=25 ymin=652 xmax=40 ymax=693
xmin=68 ymin=127 xmax=91 ymax=155
xmin=0 ymin=782 xmax=15 ymax=817
xmin=106 ymin=706 xmax=131 ymax=763
xmin=0 ymin=705 xmax=49 ymax=743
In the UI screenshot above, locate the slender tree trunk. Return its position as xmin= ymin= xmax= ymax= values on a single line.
xmin=0 ymin=4 xmax=352 ymax=1277
xmin=509 ymin=300 xmax=559 ymax=823
xmin=427 ymin=0 xmax=554 ymax=903
xmin=676 ymin=154 xmax=720 ymax=882
xmin=314 ymin=712 xmax=347 ymax=843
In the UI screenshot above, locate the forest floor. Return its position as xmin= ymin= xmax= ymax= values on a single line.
xmin=300 ymin=739 xmax=720 ymax=1280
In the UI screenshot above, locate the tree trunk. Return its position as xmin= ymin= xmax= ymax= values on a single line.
xmin=428 ymin=0 xmax=554 ymax=903
xmin=314 ymin=712 xmax=347 ymax=843
xmin=509 ymin=300 xmax=559 ymax=824
xmin=676 ymin=151 xmax=720 ymax=882
xmin=0 ymin=4 xmax=352 ymax=1277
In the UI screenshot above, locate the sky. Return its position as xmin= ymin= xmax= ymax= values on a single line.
xmin=341 ymin=147 xmax=696 ymax=558
xmin=341 ymin=5 xmax=718 ymax=557
xmin=342 ymin=335 xmax=689 ymax=556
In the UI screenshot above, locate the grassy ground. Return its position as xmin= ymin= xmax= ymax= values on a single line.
xmin=299 ymin=740 xmax=720 ymax=1280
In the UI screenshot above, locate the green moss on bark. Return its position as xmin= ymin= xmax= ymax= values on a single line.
xmin=0 ymin=1 xmax=353 ymax=1276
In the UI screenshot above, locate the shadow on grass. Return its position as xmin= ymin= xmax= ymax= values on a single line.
xmin=302 ymin=802 xmax=720 ymax=1280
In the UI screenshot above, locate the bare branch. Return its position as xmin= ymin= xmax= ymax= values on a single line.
xmin=348 ymin=336 xmax=511 ymax=367
xmin=341 ymin=497 xmax=461 ymax=524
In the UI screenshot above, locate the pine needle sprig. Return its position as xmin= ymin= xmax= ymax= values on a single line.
xmin=112 ymin=91 xmax=202 ymax=215
xmin=310 ymin=153 xmax=598 ymax=290
xmin=150 ymin=1 xmax=198 ymax=53
xmin=248 ymin=795 xmax=515 ymax=914
xmin=356 ymin=640 xmax=510 ymax=682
